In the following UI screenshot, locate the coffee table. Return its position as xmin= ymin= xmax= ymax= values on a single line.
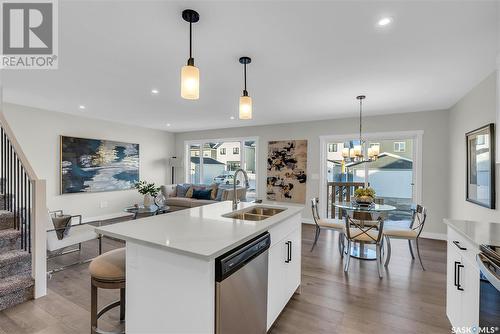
xmin=124 ymin=205 xmax=170 ymax=219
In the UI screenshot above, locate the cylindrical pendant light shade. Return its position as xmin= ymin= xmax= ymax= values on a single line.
xmin=239 ymin=95 xmax=252 ymax=119
xmin=181 ymin=65 xmax=199 ymax=99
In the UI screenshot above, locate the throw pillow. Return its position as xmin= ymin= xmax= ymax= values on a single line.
xmin=185 ymin=186 xmax=194 ymax=198
xmin=176 ymin=183 xmax=191 ymax=197
xmin=192 ymin=189 xmax=212 ymax=200
xmin=51 ymin=215 xmax=72 ymax=240
xmin=215 ymin=186 xmax=227 ymax=201
xmin=209 ymin=183 xmax=218 ymax=200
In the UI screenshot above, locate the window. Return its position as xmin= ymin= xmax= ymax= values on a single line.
xmin=185 ymin=138 xmax=258 ymax=200
xmin=369 ymin=143 xmax=380 ymax=148
xmin=328 ymin=143 xmax=337 ymax=152
xmin=394 ymin=141 xmax=406 ymax=152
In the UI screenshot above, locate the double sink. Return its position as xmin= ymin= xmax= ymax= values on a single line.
xmin=222 ymin=206 xmax=287 ymax=221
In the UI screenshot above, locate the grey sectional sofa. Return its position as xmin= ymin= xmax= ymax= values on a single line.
xmin=160 ymin=184 xmax=247 ymax=211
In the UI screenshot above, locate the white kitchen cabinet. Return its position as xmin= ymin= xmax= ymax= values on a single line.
xmin=446 ymin=227 xmax=480 ymax=329
xmin=267 ymin=224 xmax=302 ymax=330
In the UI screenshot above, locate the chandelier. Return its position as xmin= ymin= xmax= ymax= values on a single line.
xmin=342 ymin=95 xmax=380 ymax=163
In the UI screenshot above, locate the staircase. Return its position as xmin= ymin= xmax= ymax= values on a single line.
xmin=0 ymin=208 xmax=34 ymax=311
xmin=0 ymin=108 xmax=47 ymax=310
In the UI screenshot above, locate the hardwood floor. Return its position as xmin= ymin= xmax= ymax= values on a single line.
xmin=0 ymin=224 xmax=450 ymax=334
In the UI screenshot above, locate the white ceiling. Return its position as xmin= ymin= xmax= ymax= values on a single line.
xmin=2 ymin=1 xmax=498 ymax=132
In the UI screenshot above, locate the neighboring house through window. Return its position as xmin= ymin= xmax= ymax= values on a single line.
xmin=328 ymin=143 xmax=337 ymax=152
xmin=394 ymin=141 xmax=406 ymax=152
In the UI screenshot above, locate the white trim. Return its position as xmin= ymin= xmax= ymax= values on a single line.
xmin=319 ymin=130 xmax=424 ymax=217
xmin=183 ymin=137 xmax=260 ymax=197
xmin=302 ymin=218 xmax=314 ymax=225
xmin=420 ymin=231 xmax=447 ymax=241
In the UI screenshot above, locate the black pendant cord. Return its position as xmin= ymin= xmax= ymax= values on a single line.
xmin=359 ymin=98 xmax=362 ymax=144
xmin=243 ymin=63 xmax=247 ymax=95
xmin=189 ymin=21 xmax=192 ymax=60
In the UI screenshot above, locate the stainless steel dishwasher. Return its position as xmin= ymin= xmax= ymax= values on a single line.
xmin=215 ymin=232 xmax=270 ymax=334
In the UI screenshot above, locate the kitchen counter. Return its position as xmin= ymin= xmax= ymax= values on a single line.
xmin=444 ymin=218 xmax=500 ymax=247
xmin=95 ymin=201 xmax=304 ymax=334
xmin=96 ymin=201 xmax=303 ymax=260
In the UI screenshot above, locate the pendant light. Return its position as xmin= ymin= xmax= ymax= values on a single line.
xmin=181 ymin=9 xmax=200 ymax=100
xmin=239 ymin=56 xmax=252 ymax=120
xmin=342 ymin=95 xmax=380 ymax=163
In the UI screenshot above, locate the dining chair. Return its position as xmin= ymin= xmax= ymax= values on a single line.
xmin=343 ymin=212 xmax=385 ymax=278
xmin=310 ymin=198 xmax=345 ymax=255
xmin=383 ymin=204 xmax=427 ymax=270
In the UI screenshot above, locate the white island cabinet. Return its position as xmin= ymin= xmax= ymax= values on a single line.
xmin=443 ymin=219 xmax=500 ymax=329
xmin=96 ymin=201 xmax=303 ymax=334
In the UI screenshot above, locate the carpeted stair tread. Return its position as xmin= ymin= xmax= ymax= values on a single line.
xmin=0 ymin=229 xmax=21 ymax=251
xmin=0 ymin=273 xmax=34 ymax=296
xmin=0 ymin=250 xmax=30 ymax=266
xmin=0 ymin=273 xmax=34 ymax=311
xmin=0 ymin=211 xmax=14 ymax=230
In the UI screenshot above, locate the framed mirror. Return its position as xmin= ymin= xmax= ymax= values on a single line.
xmin=466 ymin=123 xmax=495 ymax=209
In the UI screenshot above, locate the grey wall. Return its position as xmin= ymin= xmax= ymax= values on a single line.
xmin=175 ymin=109 xmax=450 ymax=236
xmin=3 ymin=103 xmax=175 ymax=218
xmin=448 ymin=73 xmax=499 ymax=222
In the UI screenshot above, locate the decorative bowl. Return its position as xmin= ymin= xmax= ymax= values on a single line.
xmin=354 ymin=196 xmax=374 ymax=206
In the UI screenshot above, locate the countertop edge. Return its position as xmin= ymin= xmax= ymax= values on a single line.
xmin=96 ymin=206 xmax=303 ymax=261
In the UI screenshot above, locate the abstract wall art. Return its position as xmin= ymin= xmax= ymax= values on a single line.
xmin=267 ymin=140 xmax=307 ymax=203
xmin=60 ymin=136 xmax=139 ymax=194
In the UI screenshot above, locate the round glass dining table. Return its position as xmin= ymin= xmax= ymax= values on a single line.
xmin=333 ymin=202 xmax=396 ymax=260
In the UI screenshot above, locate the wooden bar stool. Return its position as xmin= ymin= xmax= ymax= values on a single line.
xmin=89 ymin=248 xmax=126 ymax=334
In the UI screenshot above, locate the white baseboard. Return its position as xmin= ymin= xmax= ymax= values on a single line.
xmin=420 ymin=231 xmax=447 ymax=240
xmin=301 ymin=218 xmax=314 ymax=225
xmin=302 ymin=219 xmax=446 ymax=241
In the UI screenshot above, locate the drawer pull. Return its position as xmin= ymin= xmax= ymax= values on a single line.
xmin=454 ymin=261 xmax=459 ymax=287
xmin=457 ymin=263 xmax=464 ymax=291
xmin=453 ymin=240 xmax=467 ymax=251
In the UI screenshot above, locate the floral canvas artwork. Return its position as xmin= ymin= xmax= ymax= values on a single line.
xmin=267 ymin=140 xmax=307 ymax=203
xmin=60 ymin=136 xmax=139 ymax=194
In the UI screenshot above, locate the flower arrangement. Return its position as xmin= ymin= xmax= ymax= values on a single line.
xmin=354 ymin=187 xmax=376 ymax=205
xmin=135 ymin=181 xmax=160 ymax=197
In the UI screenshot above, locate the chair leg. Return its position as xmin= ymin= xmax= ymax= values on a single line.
xmin=91 ymin=282 xmax=98 ymax=334
xmin=344 ymin=240 xmax=351 ymax=273
xmin=310 ymin=227 xmax=321 ymax=252
xmin=120 ymin=288 xmax=125 ymax=321
xmin=384 ymin=236 xmax=392 ymax=267
xmin=339 ymin=232 xmax=345 ymax=258
xmin=415 ymin=238 xmax=425 ymax=271
xmin=98 ymin=236 xmax=102 ymax=255
xmin=376 ymin=245 xmax=383 ymax=278
xmin=408 ymin=239 xmax=415 ymax=259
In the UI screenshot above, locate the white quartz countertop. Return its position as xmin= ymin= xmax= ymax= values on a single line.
xmin=96 ymin=201 xmax=304 ymax=260
xmin=444 ymin=219 xmax=500 ymax=247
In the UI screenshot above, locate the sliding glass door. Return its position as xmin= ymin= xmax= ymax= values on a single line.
xmin=322 ymin=132 xmax=421 ymax=220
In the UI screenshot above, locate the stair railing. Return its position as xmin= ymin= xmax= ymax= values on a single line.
xmin=0 ymin=110 xmax=47 ymax=299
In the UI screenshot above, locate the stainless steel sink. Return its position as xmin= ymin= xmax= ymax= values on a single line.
xmin=223 ymin=206 xmax=287 ymax=221
xmin=245 ymin=207 xmax=286 ymax=216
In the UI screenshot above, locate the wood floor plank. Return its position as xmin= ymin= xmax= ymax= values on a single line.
xmin=0 ymin=225 xmax=451 ymax=333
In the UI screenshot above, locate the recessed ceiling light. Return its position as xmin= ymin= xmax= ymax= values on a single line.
xmin=78 ymin=105 xmax=86 ymax=110
xmin=166 ymin=123 xmax=171 ymax=127
xmin=377 ymin=17 xmax=393 ymax=27
xmin=151 ymin=89 xmax=159 ymax=95
xmin=230 ymin=116 xmax=235 ymax=120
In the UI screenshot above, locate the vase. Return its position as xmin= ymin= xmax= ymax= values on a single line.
xmin=143 ymin=194 xmax=155 ymax=208
xmin=355 ymin=196 xmax=374 ymax=206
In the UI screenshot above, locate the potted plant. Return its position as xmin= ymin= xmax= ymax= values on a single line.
xmin=135 ymin=181 xmax=161 ymax=208
xmin=354 ymin=187 xmax=376 ymax=206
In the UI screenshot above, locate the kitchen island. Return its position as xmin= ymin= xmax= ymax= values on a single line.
xmin=96 ymin=201 xmax=304 ymax=333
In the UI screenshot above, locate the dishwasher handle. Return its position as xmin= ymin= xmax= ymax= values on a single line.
xmin=215 ymin=232 xmax=270 ymax=282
